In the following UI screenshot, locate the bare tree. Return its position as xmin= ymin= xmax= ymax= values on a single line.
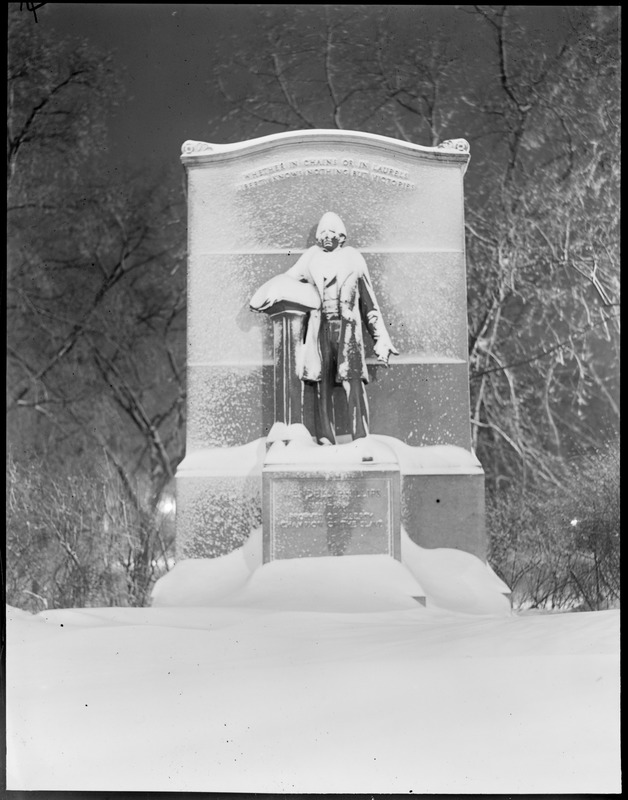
xmin=211 ymin=6 xmax=619 ymax=494
xmin=464 ymin=5 xmax=620 ymax=491
xmin=7 ymin=4 xmax=187 ymax=606
xmin=211 ymin=6 xmax=463 ymax=142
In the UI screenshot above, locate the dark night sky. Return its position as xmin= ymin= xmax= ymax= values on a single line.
xmin=32 ymin=4 xmax=572 ymax=173
xmin=40 ymin=3 xmax=243 ymax=170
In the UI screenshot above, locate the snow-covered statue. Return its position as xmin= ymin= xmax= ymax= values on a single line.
xmin=251 ymin=212 xmax=398 ymax=445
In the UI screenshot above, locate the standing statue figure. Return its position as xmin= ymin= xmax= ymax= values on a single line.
xmin=252 ymin=212 xmax=398 ymax=446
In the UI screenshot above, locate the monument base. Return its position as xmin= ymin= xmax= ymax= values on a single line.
xmin=402 ymin=472 xmax=486 ymax=560
xmin=174 ymin=441 xmax=265 ymax=560
xmin=174 ymin=435 xmax=487 ymax=566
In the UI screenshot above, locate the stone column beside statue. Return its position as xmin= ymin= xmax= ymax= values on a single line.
xmin=250 ymin=276 xmax=320 ymax=429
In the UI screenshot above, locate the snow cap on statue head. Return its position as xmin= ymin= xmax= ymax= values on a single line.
xmin=316 ymin=212 xmax=347 ymax=244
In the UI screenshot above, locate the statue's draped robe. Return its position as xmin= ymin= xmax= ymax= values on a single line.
xmin=285 ymin=246 xmax=394 ymax=384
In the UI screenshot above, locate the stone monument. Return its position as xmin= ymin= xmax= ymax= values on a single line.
xmin=175 ymin=130 xmax=486 ymax=565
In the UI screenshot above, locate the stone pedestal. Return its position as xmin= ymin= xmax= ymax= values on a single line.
xmin=269 ymin=305 xmax=307 ymax=426
xmin=400 ymin=461 xmax=486 ymax=560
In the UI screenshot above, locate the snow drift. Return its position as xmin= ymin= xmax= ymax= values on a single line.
xmin=7 ymin=541 xmax=620 ymax=794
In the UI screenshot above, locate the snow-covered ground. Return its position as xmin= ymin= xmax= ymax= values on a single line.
xmin=7 ymin=531 xmax=620 ymax=794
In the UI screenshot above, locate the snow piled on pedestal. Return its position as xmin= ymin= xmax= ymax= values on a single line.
xmin=163 ymin=431 xmax=506 ymax=613
xmin=152 ymin=529 xmax=424 ymax=613
xmin=152 ymin=526 xmax=511 ymax=616
xmin=261 ymin=428 xmax=484 ymax=470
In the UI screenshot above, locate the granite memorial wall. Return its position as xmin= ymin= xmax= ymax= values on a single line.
xmin=175 ymin=130 xmax=485 ymax=562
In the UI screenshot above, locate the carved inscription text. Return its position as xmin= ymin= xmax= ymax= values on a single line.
xmin=239 ymin=157 xmax=415 ymax=191
xmin=271 ymin=476 xmax=391 ymax=536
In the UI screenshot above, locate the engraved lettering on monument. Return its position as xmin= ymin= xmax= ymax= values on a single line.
xmin=265 ymin=472 xmax=399 ymax=561
xmin=238 ymin=159 xmax=416 ymax=191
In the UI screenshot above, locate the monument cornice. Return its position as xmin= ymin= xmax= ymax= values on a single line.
xmin=181 ymin=130 xmax=470 ymax=169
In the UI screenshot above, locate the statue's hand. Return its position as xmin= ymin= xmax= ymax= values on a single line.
xmin=373 ymin=339 xmax=399 ymax=367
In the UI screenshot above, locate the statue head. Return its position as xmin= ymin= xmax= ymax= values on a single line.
xmin=315 ymin=212 xmax=346 ymax=252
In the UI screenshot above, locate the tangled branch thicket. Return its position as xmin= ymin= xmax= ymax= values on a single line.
xmin=487 ymin=443 xmax=620 ymax=611
xmin=6 ymin=452 xmax=175 ymax=611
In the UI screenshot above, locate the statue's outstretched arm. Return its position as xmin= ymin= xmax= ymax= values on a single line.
xmin=357 ymin=257 xmax=399 ymax=366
